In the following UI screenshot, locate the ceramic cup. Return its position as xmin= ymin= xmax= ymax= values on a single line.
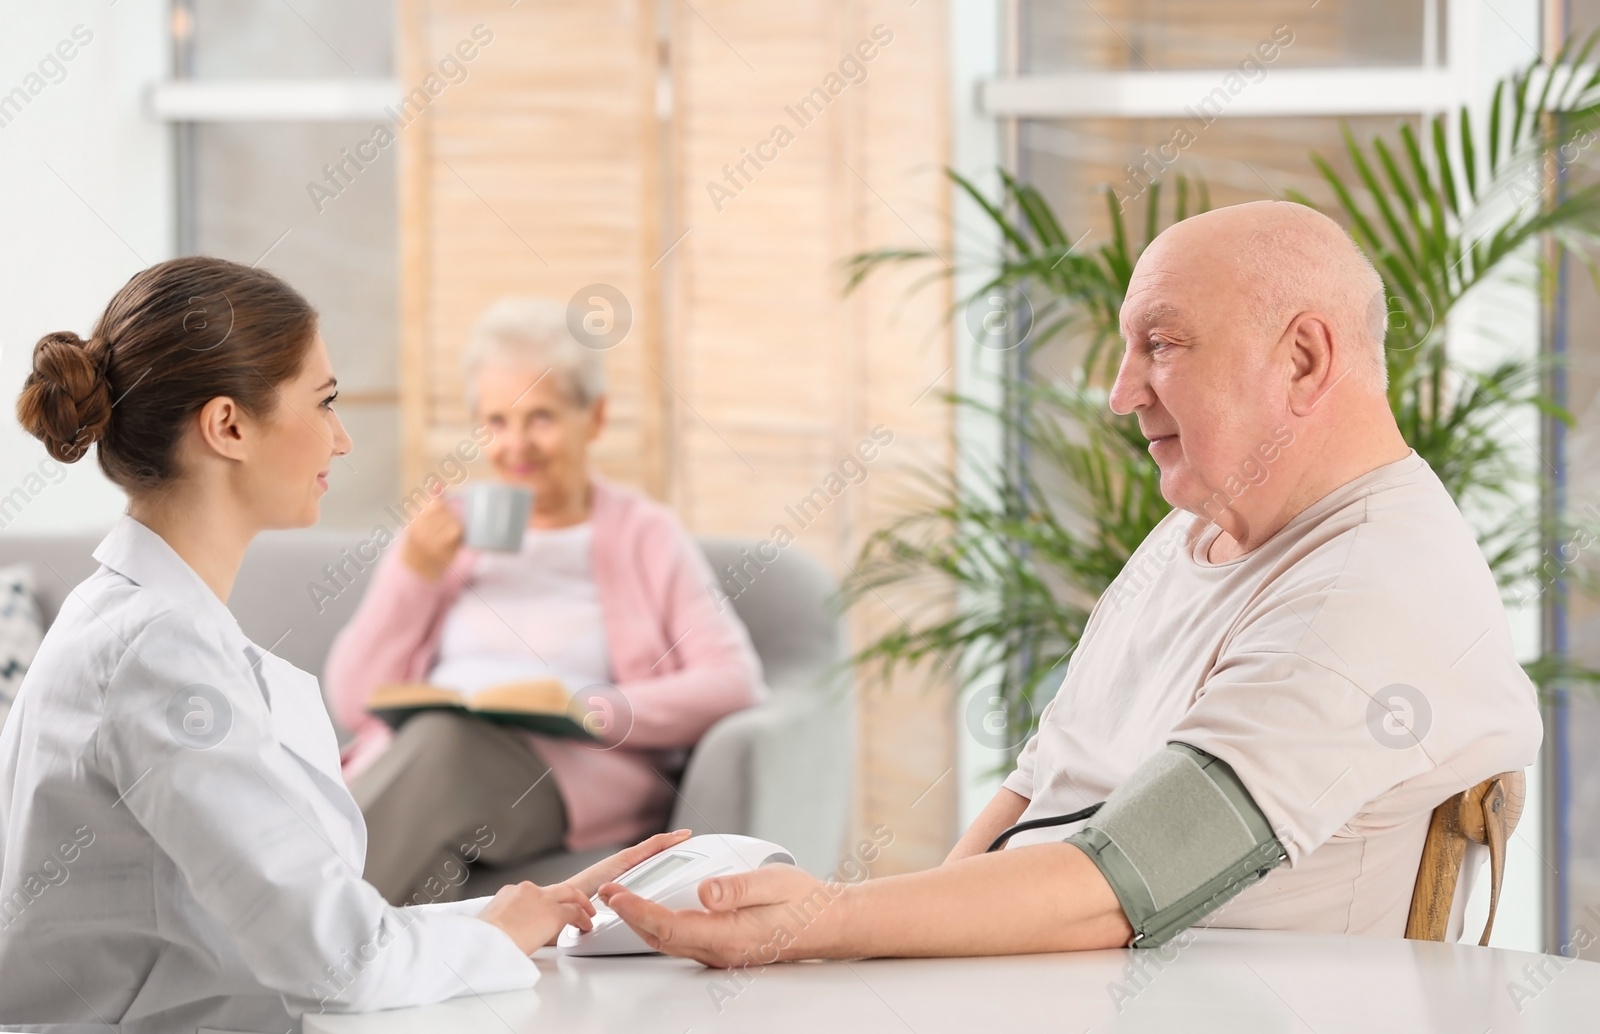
xmin=447 ymin=482 xmax=533 ymax=552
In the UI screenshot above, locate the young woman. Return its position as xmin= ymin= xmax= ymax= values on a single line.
xmin=0 ymin=257 xmax=687 ymax=1033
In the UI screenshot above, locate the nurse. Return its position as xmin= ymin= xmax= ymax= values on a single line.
xmin=0 ymin=256 xmax=687 ymax=1033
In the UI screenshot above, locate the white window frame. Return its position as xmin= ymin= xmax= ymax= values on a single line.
xmin=147 ymin=79 xmax=399 ymax=122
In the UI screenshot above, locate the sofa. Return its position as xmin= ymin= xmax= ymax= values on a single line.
xmin=0 ymin=528 xmax=854 ymax=891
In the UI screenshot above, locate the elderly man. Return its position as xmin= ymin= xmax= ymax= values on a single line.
xmin=602 ymin=201 xmax=1543 ymax=964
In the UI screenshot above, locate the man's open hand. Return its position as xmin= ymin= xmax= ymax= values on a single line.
xmin=599 ymin=864 xmax=847 ymax=968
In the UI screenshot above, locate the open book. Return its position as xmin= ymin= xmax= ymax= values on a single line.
xmin=365 ymin=679 xmax=599 ymax=741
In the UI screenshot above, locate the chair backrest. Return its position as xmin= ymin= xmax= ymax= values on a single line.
xmin=696 ymin=536 xmax=846 ymax=694
xmin=0 ymin=534 xmax=103 ymax=626
xmin=1405 ymin=769 xmax=1526 ymax=945
xmin=0 ymin=528 xmax=846 ymax=703
xmin=0 ymin=529 xmax=374 ymax=684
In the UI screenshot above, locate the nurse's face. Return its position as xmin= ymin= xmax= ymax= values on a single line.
xmin=250 ymin=332 xmax=353 ymax=528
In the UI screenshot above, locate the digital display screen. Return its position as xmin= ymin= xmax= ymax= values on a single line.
xmin=619 ymin=853 xmax=696 ymax=897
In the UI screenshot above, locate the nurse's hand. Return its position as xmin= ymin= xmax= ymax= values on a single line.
xmin=401 ymin=484 xmax=464 ymax=581
xmin=562 ymin=829 xmax=693 ymax=900
xmin=479 ymin=880 xmax=596 ymax=955
xmin=600 ymin=865 xmax=842 ymax=968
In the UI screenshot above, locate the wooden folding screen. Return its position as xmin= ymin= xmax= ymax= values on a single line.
xmin=399 ymin=0 xmax=955 ymax=873
xmin=397 ymin=0 xmax=665 ymax=495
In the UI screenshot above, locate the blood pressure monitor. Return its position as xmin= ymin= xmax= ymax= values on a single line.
xmin=557 ymin=834 xmax=795 ymax=956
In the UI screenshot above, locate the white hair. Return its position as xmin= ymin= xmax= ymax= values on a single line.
xmin=461 ymin=297 xmax=606 ymax=412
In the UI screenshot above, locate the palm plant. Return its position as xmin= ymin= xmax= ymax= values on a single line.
xmin=844 ymin=37 xmax=1600 ymax=750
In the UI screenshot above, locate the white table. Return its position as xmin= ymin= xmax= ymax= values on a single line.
xmin=302 ymin=928 xmax=1600 ymax=1033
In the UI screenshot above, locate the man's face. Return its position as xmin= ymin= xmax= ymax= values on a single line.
xmin=1109 ymin=235 xmax=1287 ymax=519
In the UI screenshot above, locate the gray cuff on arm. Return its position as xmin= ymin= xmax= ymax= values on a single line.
xmin=1065 ymin=742 xmax=1287 ymax=949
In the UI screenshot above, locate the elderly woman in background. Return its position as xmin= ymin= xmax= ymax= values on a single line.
xmin=326 ymin=298 xmax=764 ymax=905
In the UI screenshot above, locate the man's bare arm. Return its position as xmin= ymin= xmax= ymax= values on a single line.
xmin=601 ymin=841 xmax=1133 ymax=965
xmin=944 ymin=787 xmax=1030 ymax=864
xmin=831 ymin=842 xmax=1134 ymax=957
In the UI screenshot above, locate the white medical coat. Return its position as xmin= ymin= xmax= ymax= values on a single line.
xmin=0 ymin=515 xmax=539 ymax=1033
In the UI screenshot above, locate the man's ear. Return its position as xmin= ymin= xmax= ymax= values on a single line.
xmin=195 ymin=395 xmax=251 ymax=463
xmin=1284 ymin=312 xmax=1341 ymax=416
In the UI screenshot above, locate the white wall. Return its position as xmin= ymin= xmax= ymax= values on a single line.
xmin=0 ymin=0 xmax=171 ymax=535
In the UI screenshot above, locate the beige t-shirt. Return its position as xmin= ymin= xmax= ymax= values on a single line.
xmin=1001 ymin=450 xmax=1542 ymax=937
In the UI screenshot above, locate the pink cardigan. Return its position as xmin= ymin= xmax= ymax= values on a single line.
xmin=323 ymin=476 xmax=765 ymax=852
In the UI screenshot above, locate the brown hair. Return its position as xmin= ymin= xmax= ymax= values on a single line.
xmin=16 ymin=257 xmax=318 ymax=493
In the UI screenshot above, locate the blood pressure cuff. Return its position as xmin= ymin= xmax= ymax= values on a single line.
xmin=1065 ymin=742 xmax=1287 ymax=949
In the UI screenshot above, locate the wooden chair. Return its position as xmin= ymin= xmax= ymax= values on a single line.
xmin=1405 ymin=770 xmax=1526 ymax=945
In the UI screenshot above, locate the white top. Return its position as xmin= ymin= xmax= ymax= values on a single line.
xmin=0 ymin=515 xmax=538 ymax=1033
xmin=1003 ymin=451 xmax=1542 ymax=937
xmin=427 ymin=521 xmax=612 ymax=697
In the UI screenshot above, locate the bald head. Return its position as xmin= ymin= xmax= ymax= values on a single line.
xmin=1145 ymin=201 xmax=1389 ymax=392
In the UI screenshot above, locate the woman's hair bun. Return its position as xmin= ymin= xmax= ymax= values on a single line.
xmin=16 ymin=331 xmax=113 ymax=464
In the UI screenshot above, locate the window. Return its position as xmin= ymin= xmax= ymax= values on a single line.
xmin=157 ymin=0 xmax=401 ymax=528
